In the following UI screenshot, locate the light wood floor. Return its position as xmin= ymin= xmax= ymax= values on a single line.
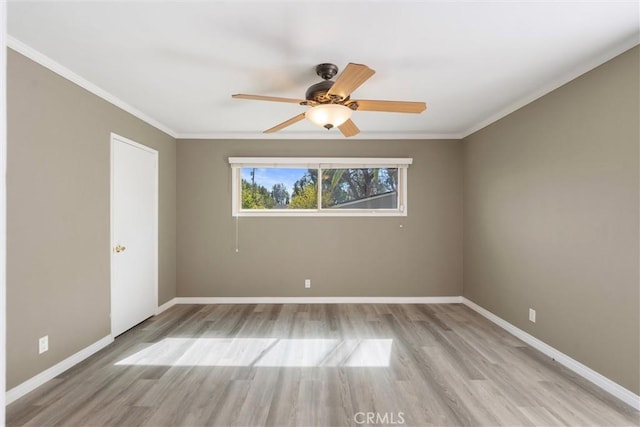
xmin=7 ymin=304 xmax=639 ymax=426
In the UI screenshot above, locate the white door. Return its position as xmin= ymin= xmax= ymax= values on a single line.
xmin=111 ymin=134 xmax=158 ymax=337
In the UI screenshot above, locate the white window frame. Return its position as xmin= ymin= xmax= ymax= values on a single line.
xmin=229 ymin=157 xmax=412 ymax=217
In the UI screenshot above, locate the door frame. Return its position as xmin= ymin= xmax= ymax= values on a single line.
xmin=110 ymin=132 xmax=158 ymax=336
xmin=1 ymin=1 xmax=7 ymax=421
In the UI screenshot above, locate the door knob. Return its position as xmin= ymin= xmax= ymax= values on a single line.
xmin=114 ymin=245 xmax=126 ymax=253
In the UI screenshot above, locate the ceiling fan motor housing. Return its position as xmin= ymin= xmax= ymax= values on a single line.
xmin=304 ymin=63 xmax=353 ymax=104
xmin=305 ymin=80 xmax=334 ymax=103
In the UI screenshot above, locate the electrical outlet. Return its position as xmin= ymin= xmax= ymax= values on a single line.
xmin=39 ymin=335 xmax=49 ymax=354
xmin=529 ymin=308 xmax=536 ymax=323
xmin=304 ymin=279 xmax=311 ymax=289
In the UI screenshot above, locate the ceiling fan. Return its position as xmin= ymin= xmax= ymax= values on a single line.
xmin=232 ymin=63 xmax=427 ymax=137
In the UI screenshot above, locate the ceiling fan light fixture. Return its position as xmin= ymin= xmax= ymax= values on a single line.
xmin=305 ymin=104 xmax=352 ymax=130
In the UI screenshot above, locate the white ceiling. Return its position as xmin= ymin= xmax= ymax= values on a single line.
xmin=7 ymin=1 xmax=639 ymax=139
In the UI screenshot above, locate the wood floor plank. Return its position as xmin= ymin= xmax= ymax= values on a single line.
xmin=7 ymin=303 xmax=639 ymax=426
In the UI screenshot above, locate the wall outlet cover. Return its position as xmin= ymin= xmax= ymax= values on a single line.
xmin=39 ymin=335 xmax=49 ymax=354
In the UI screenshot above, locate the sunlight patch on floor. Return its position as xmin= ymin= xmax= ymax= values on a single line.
xmin=115 ymin=338 xmax=393 ymax=367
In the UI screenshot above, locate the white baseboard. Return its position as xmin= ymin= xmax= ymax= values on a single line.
xmin=11 ymin=298 xmax=635 ymax=411
xmin=156 ymin=298 xmax=177 ymax=315
xmin=6 ymin=335 xmax=113 ymax=405
xmin=461 ymin=297 xmax=640 ymax=411
xmin=172 ymin=296 xmax=463 ymax=304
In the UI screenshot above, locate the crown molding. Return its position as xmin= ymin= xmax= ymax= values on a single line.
xmin=175 ymin=131 xmax=464 ymax=140
xmin=6 ymin=37 xmax=461 ymax=141
xmin=9 ymin=33 xmax=637 ymax=142
xmin=7 ymin=36 xmax=177 ymax=138
xmin=461 ymin=35 xmax=640 ymax=138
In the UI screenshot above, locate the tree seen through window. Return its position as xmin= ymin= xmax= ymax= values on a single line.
xmin=240 ymin=167 xmax=398 ymax=210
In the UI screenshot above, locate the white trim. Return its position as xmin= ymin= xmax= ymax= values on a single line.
xmin=462 ymin=297 xmax=640 ymax=411
xmin=7 ymin=37 xmax=177 ymax=138
xmin=174 ymin=296 xmax=462 ymax=304
xmin=8 ymin=297 xmax=637 ymax=411
xmin=228 ymin=157 xmax=413 ymax=167
xmin=400 ymin=164 xmax=408 ymax=215
xmin=233 ymin=210 xmax=408 ymax=218
xmin=1 ymin=1 xmax=7 ymax=422
xmin=110 ymin=133 xmax=159 ymax=337
xmin=6 ymin=335 xmax=113 ymax=405
xmin=156 ymin=298 xmax=177 ymax=315
xmin=230 ymin=158 xmax=411 ymax=217
xmin=8 ymin=34 xmax=636 ymax=143
xmin=176 ymin=132 xmax=464 ymax=140
xmin=231 ymin=165 xmax=239 ymax=218
xmin=110 ymin=132 xmax=158 ymax=155
xmin=461 ymin=36 xmax=640 ymax=138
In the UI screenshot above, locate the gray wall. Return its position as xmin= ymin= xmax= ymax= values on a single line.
xmin=462 ymin=46 xmax=639 ymax=394
xmin=177 ymin=139 xmax=463 ymax=298
xmin=7 ymin=49 xmax=177 ymax=388
xmin=7 ymin=41 xmax=638 ymax=400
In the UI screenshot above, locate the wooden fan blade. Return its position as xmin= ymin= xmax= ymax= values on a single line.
xmin=326 ymin=63 xmax=375 ymax=100
xmin=264 ymin=113 xmax=306 ymax=133
xmin=232 ymin=94 xmax=305 ymax=104
xmin=338 ymin=119 xmax=360 ymax=138
xmin=353 ymin=99 xmax=427 ymax=113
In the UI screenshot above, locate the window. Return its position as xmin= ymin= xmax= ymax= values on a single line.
xmin=229 ymin=158 xmax=412 ymax=216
